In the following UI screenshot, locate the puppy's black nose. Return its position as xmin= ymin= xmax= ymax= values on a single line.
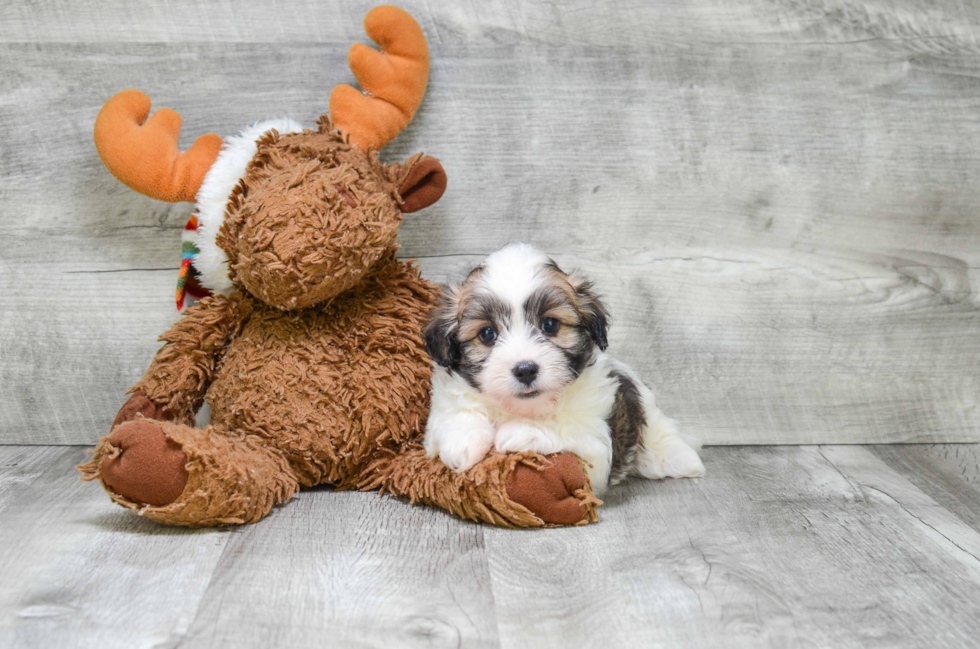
xmin=512 ymin=361 xmax=539 ymax=386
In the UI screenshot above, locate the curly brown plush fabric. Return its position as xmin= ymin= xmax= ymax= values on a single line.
xmin=82 ymin=418 xmax=298 ymax=526
xmin=363 ymin=447 xmax=600 ymax=528
xmin=218 ymin=124 xmax=408 ymax=311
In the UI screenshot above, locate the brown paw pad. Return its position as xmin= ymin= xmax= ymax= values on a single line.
xmin=101 ymin=420 xmax=188 ymax=506
xmin=506 ymin=454 xmax=589 ymax=525
xmin=111 ymin=391 xmax=171 ymax=430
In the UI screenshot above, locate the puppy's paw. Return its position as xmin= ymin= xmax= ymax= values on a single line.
xmin=427 ymin=414 xmax=496 ymax=473
xmin=439 ymin=435 xmax=494 ymax=473
xmin=637 ymin=438 xmax=705 ymax=480
xmin=663 ymin=440 xmax=705 ymax=478
xmin=495 ymin=421 xmax=562 ymax=455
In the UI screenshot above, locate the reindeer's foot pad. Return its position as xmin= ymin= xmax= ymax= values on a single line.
xmin=506 ymin=454 xmax=601 ymax=526
xmin=112 ymin=391 xmax=174 ymax=429
xmin=79 ymin=420 xmax=299 ymax=527
xmin=99 ymin=420 xmax=189 ymax=506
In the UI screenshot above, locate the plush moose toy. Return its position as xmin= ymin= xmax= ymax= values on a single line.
xmin=79 ymin=6 xmax=600 ymax=527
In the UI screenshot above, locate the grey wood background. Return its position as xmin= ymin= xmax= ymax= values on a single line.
xmin=1 ymin=0 xmax=979 ymax=444
xmin=5 ymin=443 xmax=980 ymax=648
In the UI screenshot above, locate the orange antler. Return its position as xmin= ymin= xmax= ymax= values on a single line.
xmin=93 ymin=90 xmax=223 ymax=202
xmin=329 ymin=6 xmax=430 ymax=151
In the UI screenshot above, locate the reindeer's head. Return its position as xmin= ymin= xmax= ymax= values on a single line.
xmin=93 ymin=6 xmax=447 ymax=310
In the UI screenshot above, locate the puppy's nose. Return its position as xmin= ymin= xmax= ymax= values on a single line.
xmin=512 ymin=361 xmax=539 ymax=386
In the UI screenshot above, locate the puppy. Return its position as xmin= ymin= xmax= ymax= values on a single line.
xmin=422 ymin=243 xmax=704 ymax=496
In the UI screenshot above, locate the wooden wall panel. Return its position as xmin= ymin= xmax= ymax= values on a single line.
xmin=1 ymin=1 xmax=978 ymax=443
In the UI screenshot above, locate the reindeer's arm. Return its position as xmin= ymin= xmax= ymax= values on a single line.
xmin=360 ymin=445 xmax=601 ymax=527
xmin=113 ymin=292 xmax=253 ymax=429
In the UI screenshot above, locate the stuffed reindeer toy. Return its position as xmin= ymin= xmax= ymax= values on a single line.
xmin=79 ymin=6 xmax=600 ymax=527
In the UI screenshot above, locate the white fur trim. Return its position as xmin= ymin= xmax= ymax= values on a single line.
xmin=193 ymin=118 xmax=305 ymax=294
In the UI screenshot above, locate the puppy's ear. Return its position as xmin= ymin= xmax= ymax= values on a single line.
xmin=423 ymin=290 xmax=461 ymax=368
xmin=569 ymin=272 xmax=609 ymax=351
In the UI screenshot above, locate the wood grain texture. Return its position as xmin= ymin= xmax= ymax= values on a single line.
xmin=178 ymin=490 xmax=500 ymax=648
xmin=4 ymin=444 xmax=980 ymax=648
xmin=0 ymin=446 xmax=232 ymax=649
xmin=870 ymin=443 xmax=980 ymax=532
xmin=3 ymin=0 xmax=979 ymax=47
xmin=1 ymin=0 xmax=979 ymax=444
xmin=482 ymin=444 xmax=980 ymax=648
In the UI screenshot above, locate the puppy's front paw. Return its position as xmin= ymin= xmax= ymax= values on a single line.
xmin=439 ymin=434 xmax=494 ymax=473
xmin=427 ymin=414 xmax=496 ymax=473
xmin=495 ymin=421 xmax=562 ymax=455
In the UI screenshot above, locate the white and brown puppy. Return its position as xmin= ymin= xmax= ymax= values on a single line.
xmin=423 ymin=243 xmax=704 ymax=495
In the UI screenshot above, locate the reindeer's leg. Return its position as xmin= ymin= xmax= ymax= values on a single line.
xmin=79 ymin=419 xmax=298 ymax=527
xmin=360 ymin=446 xmax=601 ymax=527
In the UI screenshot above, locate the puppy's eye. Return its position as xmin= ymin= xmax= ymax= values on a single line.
xmin=478 ymin=326 xmax=497 ymax=345
xmin=541 ymin=317 xmax=560 ymax=336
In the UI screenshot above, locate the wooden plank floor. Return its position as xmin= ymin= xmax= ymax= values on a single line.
xmin=2 ymin=445 xmax=980 ymax=648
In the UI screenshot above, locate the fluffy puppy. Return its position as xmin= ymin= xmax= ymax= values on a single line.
xmin=423 ymin=243 xmax=704 ymax=496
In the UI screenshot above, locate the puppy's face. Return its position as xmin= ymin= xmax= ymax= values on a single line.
xmin=425 ymin=244 xmax=608 ymax=417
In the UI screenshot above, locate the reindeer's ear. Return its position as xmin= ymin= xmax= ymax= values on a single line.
xmin=397 ymin=155 xmax=447 ymax=213
xmin=423 ymin=289 xmax=461 ymax=368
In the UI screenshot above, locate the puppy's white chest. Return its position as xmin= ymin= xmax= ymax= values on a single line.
xmin=489 ymin=364 xmax=619 ymax=489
